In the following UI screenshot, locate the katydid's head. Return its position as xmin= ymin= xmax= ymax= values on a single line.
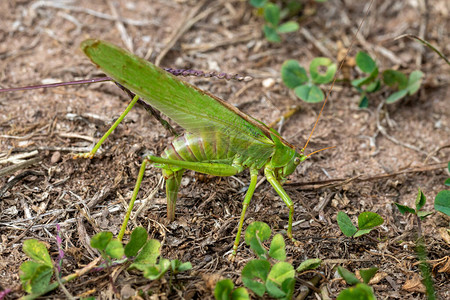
xmin=270 ymin=133 xmax=308 ymax=179
xmin=281 ymin=151 xmax=308 ymax=177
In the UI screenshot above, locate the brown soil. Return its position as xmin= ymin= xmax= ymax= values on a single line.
xmin=0 ymin=0 xmax=449 ymax=299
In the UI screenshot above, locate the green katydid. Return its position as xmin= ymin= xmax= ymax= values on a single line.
xmin=77 ymin=39 xmax=331 ymax=258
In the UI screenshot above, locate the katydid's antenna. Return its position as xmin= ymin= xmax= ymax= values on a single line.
xmin=0 ymin=77 xmax=111 ymax=93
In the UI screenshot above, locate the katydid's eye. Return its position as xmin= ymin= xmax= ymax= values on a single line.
xmin=294 ymin=157 xmax=301 ymax=165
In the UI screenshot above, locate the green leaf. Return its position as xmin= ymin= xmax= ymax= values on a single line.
xmin=263 ymin=25 xmax=281 ymax=43
xmin=309 ymin=57 xmax=337 ymax=84
xmin=294 ymin=84 xmax=324 ymax=103
xmin=281 ymin=277 xmax=295 ymax=300
xmin=337 ymin=283 xmax=376 ymax=300
xmin=417 ymin=210 xmax=433 ymax=220
xmin=231 ymin=287 xmax=250 ymax=300
xmin=386 ymin=89 xmax=408 ymax=103
xmin=214 ymin=279 xmax=234 ymax=300
xmin=125 ymin=226 xmax=148 ymax=258
xmin=359 ymin=267 xmax=378 ymax=284
xmin=267 ymin=262 xmax=295 ymax=288
xmin=406 ymin=70 xmax=424 ymax=95
xmin=382 ymin=70 xmax=408 ymax=89
xmin=139 ymin=258 xmax=170 ymax=280
xmin=265 ymin=279 xmax=286 ymax=298
xmin=20 ymin=262 xmax=53 ymax=294
xmin=241 ymin=259 xmax=270 ymax=297
xmin=268 ymin=234 xmax=286 ymax=261
xmin=171 ymin=260 xmax=192 ymax=273
xmin=365 ymin=79 xmax=381 ymax=93
xmin=244 ymin=222 xmax=271 ymax=258
xmin=351 ymin=67 xmax=379 ymax=87
xmin=250 ymin=0 xmax=268 ymax=8
xmin=277 ymin=21 xmax=299 ymax=33
xmin=296 ymin=258 xmax=322 ymax=272
xmin=435 ymin=190 xmax=450 ymax=216
xmin=90 ymin=231 xmax=112 ymax=251
xmin=264 ymin=3 xmax=280 ymax=27
xmin=131 ymin=239 xmax=161 ymax=265
xmin=354 ymin=229 xmax=373 ymax=237
xmin=337 ymin=266 xmax=360 ymax=285
xmin=394 ymin=203 xmax=416 ymax=215
xmin=352 ymin=76 xmax=370 ymax=87
xmin=281 ymin=60 xmax=308 ymax=88
xmin=357 ymin=212 xmax=384 ymax=230
xmin=415 ymin=188 xmax=427 ymax=211
xmin=285 ymin=1 xmax=302 ymax=15
xmin=355 ymin=52 xmax=377 ymax=74
xmin=105 ymin=239 xmax=124 ymax=259
xmin=444 ymin=178 xmax=450 ymax=186
xmin=337 ymin=211 xmax=358 ymax=237
xmin=358 ymin=95 xmax=369 ymax=108
xmin=22 ymin=239 xmax=53 ymax=267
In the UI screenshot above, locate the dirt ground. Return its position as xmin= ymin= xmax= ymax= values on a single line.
xmin=0 ymin=0 xmax=449 ymax=299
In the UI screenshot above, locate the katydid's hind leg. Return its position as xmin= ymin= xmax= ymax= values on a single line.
xmin=118 ymin=157 xmax=149 ymax=241
xmin=73 ymin=95 xmax=140 ymax=159
xmin=162 ymin=168 xmax=185 ymax=221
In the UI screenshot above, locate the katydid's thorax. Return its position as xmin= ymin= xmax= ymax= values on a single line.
xmin=266 ymin=133 xmax=306 ymax=181
xmin=161 ymin=132 xmax=276 ymax=170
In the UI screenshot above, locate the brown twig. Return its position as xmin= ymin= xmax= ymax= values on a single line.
xmin=286 ymin=162 xmax=447 ymax=190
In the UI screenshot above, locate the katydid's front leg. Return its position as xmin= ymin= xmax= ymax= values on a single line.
xmin=73 ymin=94 xmax=140 ymax=159
xmin=264 ymin=166 xmax=295 ymax=241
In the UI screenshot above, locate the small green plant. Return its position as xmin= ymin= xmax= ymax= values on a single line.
xmin=395 ymin=189 xmax=437 ymax=299
xmin=20 ymin=239 xmax=56 ymax=296
xmin=215 ymin=221 xmax=322 ymax=299
xmin=241 ymin=222 xmax=295 ymax=299
xmin=214 ymin=279 xmax=250 ymax=300
xmin=394 ymin=188 xmax=433 ymax=220
xmin=19 ymin=227 xmax=191 ymax=299
xmin=337 ymin=211 xmax=384 ymax=237
xmin=250 ymin=0 xmax=299 ymax=43
xmin=351 ymin=51 xmax=424 ymax=107
xmin=336 ymin=266 xmax=378 ymax=300
xmin=92 ymin=227 xmax=192 ymax=280
xmin=281 ymin=58 xmax=337 ymax=102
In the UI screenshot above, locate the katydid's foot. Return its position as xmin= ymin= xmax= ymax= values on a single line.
xmin=73 ymin=152 xmax=94 ymax=159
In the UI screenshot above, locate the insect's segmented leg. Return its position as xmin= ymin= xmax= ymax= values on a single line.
xmin=73 ymin=94 xmax=140 ymax=159
xmin=118 ymin=156 xmax=148 ymax=241
xmin=264 ymin=166 xmax=295 ymax=241
xmin=162 ymin=168 xmax=185 ymax=221
xmin=148 ymin=156 xmax=243 ymax=176
xmin=231 ymin=168 xmax=258 ymax=260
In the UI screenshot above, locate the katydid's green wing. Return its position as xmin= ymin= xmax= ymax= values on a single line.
xmin=81 ymin=40 xmax=275 ymax=154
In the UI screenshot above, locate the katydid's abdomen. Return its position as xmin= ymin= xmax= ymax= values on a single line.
xmin=159 ymin=131 xmax=275 ymax=220
xmin=161 ymin=132 xmax=236 ymax=221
